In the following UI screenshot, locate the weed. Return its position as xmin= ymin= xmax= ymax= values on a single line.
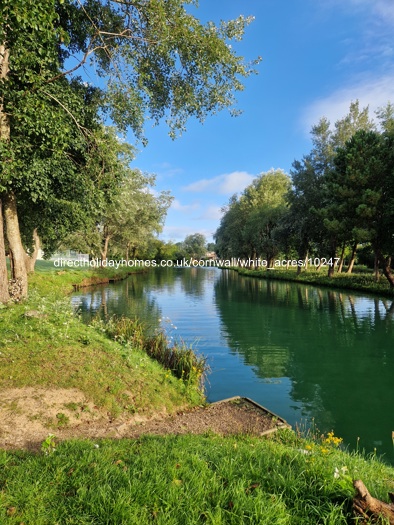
xmin=41 ymin=434 xmax=56 ymax=455
xmin=56 ymin=413 xmax=70 ymax=427
xmin=63 ymin=402 xmax=79 ymax=411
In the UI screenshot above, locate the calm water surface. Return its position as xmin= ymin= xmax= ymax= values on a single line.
xmin=72 ymin=268 xmax=394 ymax=463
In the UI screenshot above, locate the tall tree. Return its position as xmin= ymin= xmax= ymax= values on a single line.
xmin=312 ymin=126 xmax=394 ymax=286
xmin=0 ymin=0 xmax=258 ymax=302
xmin=302 ymin=101 xmax=375 ymax=276
xmin=215 ymin=169 xmax=291 ymax=265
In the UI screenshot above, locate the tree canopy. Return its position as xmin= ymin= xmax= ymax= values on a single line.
xmin=214 ymin=101 xmax=394 ymax=286
xmin=0 ymin=0 xmax=258 ymax=302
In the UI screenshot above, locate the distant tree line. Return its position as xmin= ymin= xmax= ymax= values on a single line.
xmin=214 ymin=101 xmax=394 ymax=287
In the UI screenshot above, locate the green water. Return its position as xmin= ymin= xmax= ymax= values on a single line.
xmin=72 ymin=267 xmax=394 ymax=462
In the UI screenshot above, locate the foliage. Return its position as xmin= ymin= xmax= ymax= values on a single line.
xmin=215 ymin=100 xmax=394 ymax=286
xmin=64 ymin=159 xmax=173 ymax=260
xmin=0 ymin=0 xmax=258 ymax=302
xmin=181 ymin=233 xmax=208 ymax=259
xmin=215 ymin=169 xmax=291 ymax=265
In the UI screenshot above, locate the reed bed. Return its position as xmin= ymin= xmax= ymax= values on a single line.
xmin=95 ymin=315 xmax=207 ymax=384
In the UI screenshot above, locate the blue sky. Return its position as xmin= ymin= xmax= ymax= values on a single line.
xmin=128 ymin=0 xmax=394 ymax=243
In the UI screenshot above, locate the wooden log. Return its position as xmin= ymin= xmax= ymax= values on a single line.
xmin=353 ymin=479 xmax=394 ymax=524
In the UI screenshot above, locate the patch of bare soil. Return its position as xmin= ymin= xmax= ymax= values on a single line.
xmin=0 ymin=389 xmax=290 ymax=451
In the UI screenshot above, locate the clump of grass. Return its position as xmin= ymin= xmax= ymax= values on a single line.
xmin=95 ymin=315 xmax=207 ymax=384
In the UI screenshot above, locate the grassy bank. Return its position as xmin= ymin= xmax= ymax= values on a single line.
xmin=231 ymin=265 xmax=394 ymax=298
xmin=0 ymin=262 xmax=204 ymax=420
xmin=1 ymin=429 xmax=394 ymax=524
xmin=2 ymin=263 xmax=394 ymax=524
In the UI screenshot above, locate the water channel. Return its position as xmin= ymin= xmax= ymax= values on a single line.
xmin=72 ymin=267 xmax=394 ymax=463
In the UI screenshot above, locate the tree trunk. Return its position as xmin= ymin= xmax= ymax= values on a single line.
xmin=25 ymin=228 xmax=40 ymax=273
xmin=374 ymin=252 xmax=380 ymax=282
xmin=0 ymin=46 xmax=11 ymax=302
xmin=377 ymin=249 xmax=394 ymax=288
xmin=0 ymin=199 xmax=10 ymax=303
xmin=327 ymin=239 xmax=337 ymax=278
xmin=298 ymin=248 xmax=308 ymax=275
xmin=353 ymin=479 xmax=394 ymax=524
xmin=337 ymin=243 xmax=346 ymax=273
xmin=0 ymin=45 xmax=10 ymax=139
xmin=100 ymin=234 xmax=111 ymax=266
xmin=346 ymin=241 xmax=357 ymax=274
xmin=3 ymin=191 xmax=28 ymax=299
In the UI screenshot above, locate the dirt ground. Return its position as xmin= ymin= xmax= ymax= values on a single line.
xmin=0 ymin=388 xmax=290 ymax=451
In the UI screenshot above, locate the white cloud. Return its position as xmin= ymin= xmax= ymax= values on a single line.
xmin=318 ymin=0 xmax=394 ymax=68
xmin=160 ymin=225 xmax=215 ymax=243
xmin=183 ymin=171 xmax=255 ymax=195
xmin=198 ymin=205 xmax=223 ymax=221
xmin=321 ymin=0 xmax=394 ymax=24
xmin=153 ymin=162 xmax=184 ymax=178
xmin=160 ymin=225 xmax=193 ymax=242
xmin=302 ymin=73 xmax=394 ymax=132
xmin=170 ymin=199 xmax=200 ymax=212
xmin=352 ymin=0 xmax=394 ymax=23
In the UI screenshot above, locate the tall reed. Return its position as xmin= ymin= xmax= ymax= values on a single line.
xmin=94 ymin=315 xmax=207 ymax=383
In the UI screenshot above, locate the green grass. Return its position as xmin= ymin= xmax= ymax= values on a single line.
xmin=233 ymin=266 xmax=394 ymax=298
xmin=1 ymin=430 xmax=394 ymax=524
xmin=2 ymin=262 xmax=394 ymax=524
xmin=0 ymin=262 xmax=203 ymax=418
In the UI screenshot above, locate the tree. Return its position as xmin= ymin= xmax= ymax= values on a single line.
xmin=214 ymin=169 xmax=291 ymax=265
xmin=214 ymin=195 xmax=250 ymax=259
xmin=330 ymin=130 xmax=394 ymax=287
xmin=99 ymin=171 xmax=173 ymax=261
xmin=0 ymin=0 xmax=258 ymax=302
xmin=291 ymin=101 xmax=375 ymax=277
xmin=242 ymin=169 xmax=291 ymax=266
xmin=182 ymin=233 xmax=207 ymax=259
xmin=287 ymin=157 xmax=326 ymax=273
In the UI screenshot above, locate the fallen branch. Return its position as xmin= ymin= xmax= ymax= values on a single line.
xmin=353 ymin=479 xmax=394 ymax=523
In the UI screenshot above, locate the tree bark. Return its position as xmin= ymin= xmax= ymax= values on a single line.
xmin=374 ymin=252 xmax=380 ymax=282
xmin=297 ymin=246 xmax=308 ymax=275
xmin=337 ymin=243 xmax=346 ymax=273
xmin=0 ymin=46 xmax=11 ymax=302
xmin=100 ymin=233 xmax=111 ymax=266
xmin=346 ymin=241 xmax=357 ymax=274
xmin=353 ymin=479 xmax=394 ymax=524
xmin=377 ymin=249 xmax=394 ymax=288
xmin=0 ymin=45 xmax=10 ymax=139
xmin=327 ymin=239 xmax=337 ymax=278
xmin=0 ymin=199 xmax=10 ymax=303
xmin=25 ymin=228 xmax=40 ymax=273
xmin=3 ymin=192 xmax=28 ymax=298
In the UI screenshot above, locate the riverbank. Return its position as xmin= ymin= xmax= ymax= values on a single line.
xmin=0 ymin=262 xmax=205 ymax=446
xmin=229 ymin=265 xmax=394 ymax=298
xmin=1 ymin=263 xmax=394 ymax=523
